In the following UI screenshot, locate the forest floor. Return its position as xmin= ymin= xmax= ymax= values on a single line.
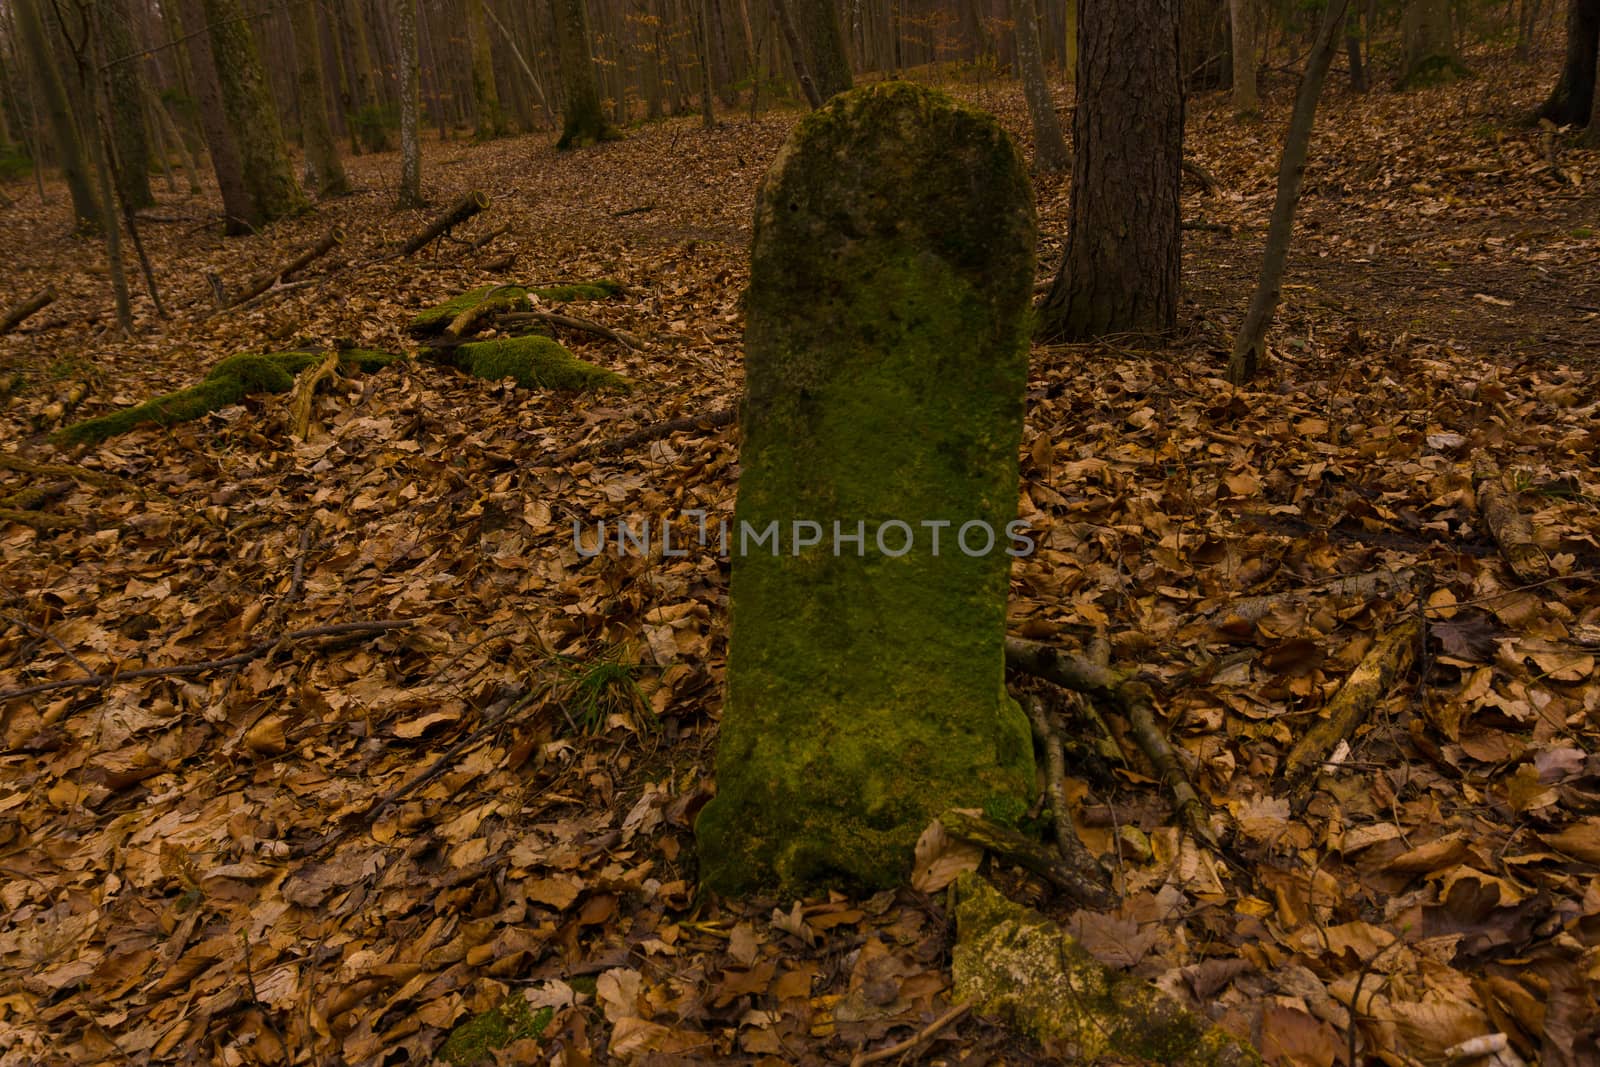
xmin=1 ymin=47 xmax=1599 ymax=1067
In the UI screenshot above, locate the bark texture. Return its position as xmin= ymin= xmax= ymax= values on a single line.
xmin=289 ymin=0 xmax=349 ymax=196
xmin=1012 ymin=0 xmax=1069 ymax=172
xmin=466 ymin=0 xmax=507 ymax=139
xmin=1229 ymin=0 xmax=1258 ymax=112
xmin=202 ymin=0 xmax=307 ymax=222
xmin=94 ymin=0 xmax=153 ymax=209
xmin=1538 ymin=0 xmax=1600 ymax=127
xmin=1037 ymin=0 xmax=1181 ymax=341
xmin=1400 ymin=0 xmax=1465 ymax=86
xmin=791 ymin=0 xmax=853 ymax=102
xmin=397 ymin=0 xmax=424 ymax=206
xmin=176 ymin=0 xmax=255 ymax=232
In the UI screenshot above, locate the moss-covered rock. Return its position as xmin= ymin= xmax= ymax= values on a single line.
xmin=54 ymin=348 xmax=404 ymax=446
xmin=455 ymin=336 xmax=628 ymax=391
xmin=407 ymin=285 xmax=530 ymax=336
xmin=950 ymin=873 xmax=1261 ymax=1065
xmin=437 ymin=996 xmax=553 ymax=1066
xmin=694 ymin=83 xmax=1038 ymax=896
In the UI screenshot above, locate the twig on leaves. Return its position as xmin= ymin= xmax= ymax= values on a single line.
xmin=850 ymin=1003 xmax=970 ymax=1067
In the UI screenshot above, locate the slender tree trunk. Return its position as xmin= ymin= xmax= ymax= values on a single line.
xmin=15 ymin=0 xmax=100 ymax=231
xmin=467 ymin=0 xmax=506 ymax=138
xmin=338 ymin=0 xmax=386 ymax=150
xmin=1229 ymin=0 xmax=1258 ymax=112
xmin=92 ymin=0 xmax=152 ymax=208
xmin=396 ymin=0 xmax=423 ymax=206
xmin=478 ymin=0 xmax=552 ymax=124
xmin=202 ymin=0 xmax=307 ymax=222
xmin=289 ymin=0 xmax=349 ymax=195
xmin=553 ymin=0 xmax=615 ymax=147
xmin=695 ymin=0 xmax=718 ymax=126
xmin=145 ymin=82 xmax=202 ymax=194
xmin=708 ymin=0 xmax=739 ymax=104
xmin=1228 ymin=0 xmax=1351 ymax=384
xmin=770 ymin=0 xmax=822 ymax=106
xmin=1538 ymin=0 xmax=1599 ymax=126
xmin=1037 ymin=0 xmax=1182 ymax=341
xmin=175 ymin=0 xmax=256 ymax=231
xmin=1061 ymin=0 xmax=1076 ymax=81
xmin=1012 ymin=0 xmax=1068 ymax=172
xmin=1345 ymin=4 xmax=1367 ymax=92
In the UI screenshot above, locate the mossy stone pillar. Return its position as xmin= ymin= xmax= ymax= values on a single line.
xmin=696 ymin=83 xmax=1039 ymax=896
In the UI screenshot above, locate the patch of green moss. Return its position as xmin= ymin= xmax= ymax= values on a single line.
xmin=950 ymin=873 xmax=1261 ymax=1065
xmin=438 ymin=997 xmax=553 ymax=1066
xmin=456 ymin=336 xmax=629 ymax=391
xmin=530 ymin=279 xmax=624 ymax=302
xmin=54 ymin=349 xmax=403 ymax=446
xmin=407 ymin=285 xmax=530 ymax=336
xmin=337 ymin=348 xmax=409 ymax=371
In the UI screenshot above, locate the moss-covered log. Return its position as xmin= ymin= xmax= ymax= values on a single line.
xmin=407 ymin=284 xmax=531 ymax=337
xmin=53 ymin=349 xmax=404 ymax=445
xmin=695 ymin=84 xmax=1038 ymax=896
xmin=450 ymin=337 xmax=628 ymax=391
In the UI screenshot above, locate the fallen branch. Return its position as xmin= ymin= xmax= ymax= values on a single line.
xmin=1182 ymin=158 xmax=1221 ymax=196
xmin=0 ymin=505 xmax=86 ymax=531
xmin=1474 ymin=464 xmax=1551 ymax=582
xmin=465 ymin=223 xmax=511 ymax=254
xmin=0 ymin=619 xmax=416 ymax=702
xmin=496 ymin=309 xmax=643 ymax=350
xmin=1282 ymin=617 xmax=1421 ymax=790
xmin=1005 ymin=637 xmax=1220 ymax=849
xmin=401 ymin=191 xmax=490 ymax=256
xmin=551 ymin=406 xmax=738 ymax=463
xmin=0 ymin=453 xmax=139 ymax=493
xmin=850 ymin=1003 xmax=970 ymax=1067
xmin=939 ymin=808 xmax=1115 ymax=907
xmin=1022 ymin=693 xmax=1115 ymax=903
xmin=1204 ymin=568 xmax=1418 ymax=629
xmin=0 ymin=285 xmax=55 ymax=335
xmin=288 ymin=350 xmax=341 ymax=441
xmin=228 ymin=228 xmax=344 ymax=308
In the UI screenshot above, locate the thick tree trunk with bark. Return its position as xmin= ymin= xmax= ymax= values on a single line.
xmin=791 ymin=0 xmax=852 ymax=101
xmin=1229 ymin=0 xmax=1258 ymax=113
xmin=553 ymin=0 xmax=615 ymax=148
xmin=1012 ymin=0 xmax=1068 ymax=173
xmin=1539 ymin=0 xmax=1599 ymax=126
xmin=1228 ymin=0 xmax=1351 ymax=383
xmin=397 ymin=0 xmax=423 ymax=207
xmin=289 ymin=0 xmax=348 ymax=196
xmin=467 ymin=0 xmax=506 ymax=139
xmin=175 ymin=0 xmax=256 ymax=232
xmin=1037 ymin=0 xmax=1181 ymax=342
xmin=15 ymin=0 xmax=101 ymax=231
xmin=93 ymin=0 xmax=152 ymax=209
xmin=202 ymin=0 xmax=307 ymax=223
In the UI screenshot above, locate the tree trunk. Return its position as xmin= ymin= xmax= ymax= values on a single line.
xmin=202 ymin=0 xmax=307 ymax=223
xmin=1062 ymin=0 xmax=1076 ymax=82
xmin=1228 ymin=0 xmax=1351 ymax=384
xmin=791 ymin=0 xmax=851 ymax=101
xmin=1346 ymin=4 xmax=1367 ymax=93
xmin=553 ymin=0 xmax=615 ymax=148
xmin=14 ymin=0 xmax=100 ymax=231
xmin=93 ymin=0 xmax=153 ymax=209
xmin=396 ymin=0 xmax=423 ymax=206
xmin=695 ymin=0 xmax=718 ymax=127
xmin=1229 ymin=0 xmax=1258 ymax=112
xmin=1037 ymin=0 xmax=1182 ymax=342
xmin=1012 ymin=0 xmax=1068 ymax=173
xmin=289 ymin=0 xmax=349 ymax=196
xmin=708 ymin=0 xmax=740 ymax=105
xmin=175 ymin=0 xmax=256 ymax=232
xmin=467 ymin=0 xmax=506 ymax=138
xmin=337 ymin=0 xmax=387 ymax=150
xmin=1538 ymin=0 xmax=1599 ymax=126
xmin=1400 ymin=0 xmax=1464 ymax=86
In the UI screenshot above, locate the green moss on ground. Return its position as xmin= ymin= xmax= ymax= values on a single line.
xmin=438 ymin=997 xmax=553 ymax=1066
xmin=530 ymin=279 xmax=624 ymax=302
xmin=407 ymin=285 xmax=530 ymax=336
xmin=455 ymin=336 xmax=629 ymax=391
xmin=54 ymin=349 xmax=404 ymax=446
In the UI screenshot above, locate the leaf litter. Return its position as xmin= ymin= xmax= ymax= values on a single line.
xmin=1 ymin=50 xmax=1599 ymax=1067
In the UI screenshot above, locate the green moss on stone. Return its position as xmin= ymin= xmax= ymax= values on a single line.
xmin=950 ymin=873 xmax=1262 ymax=1065
xmin=408 ymin=285 xmax=530 ymax=335
xmin=530 ymin=279 xmax=623 ymax=302
xmin=438 ymin=997 xmax=553 ymax=1066
xmin=694 ymin=83 xmax=1038 ymax=896
xmin=456 ymin=336 xmax=629 ymax=391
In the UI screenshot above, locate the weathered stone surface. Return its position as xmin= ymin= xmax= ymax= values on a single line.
xmin=695 ymin=83 xmax=1039 ymax=895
